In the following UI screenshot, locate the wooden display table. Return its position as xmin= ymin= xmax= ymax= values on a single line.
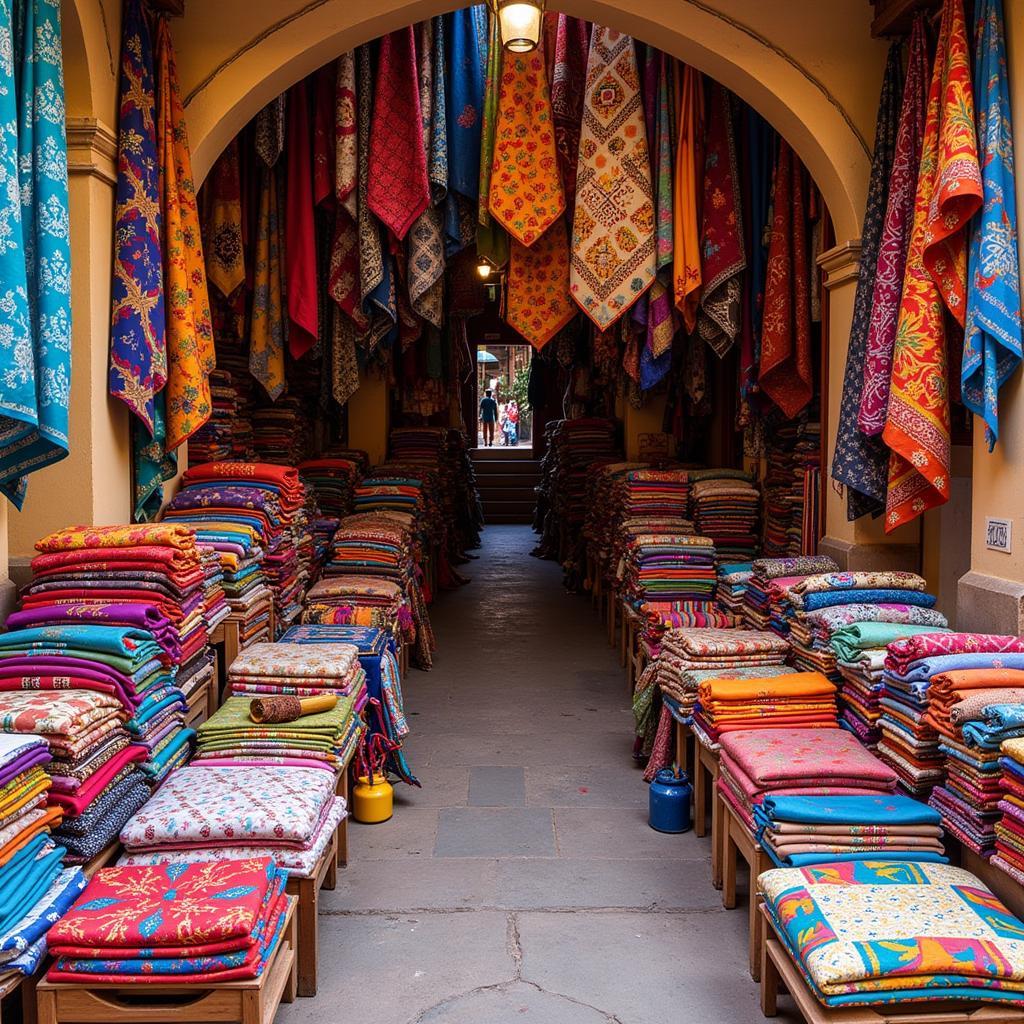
xmin=284 ymin=824 xmax=338 ymax=997
xmin=82 ymin=843 xmax=120 ymax=881
xmin=36 ymin=897 xmax=297 ymax=1024
xmin=621 ymin=603 xmax=642 ymax=695
xmin=757 ymin=903 xmax=1024 ymax=1024
xmin=0 ymin=971 xmax=36 ymax=1024
xmin=335 ymin=769 xmax=350 ymax=868
xmin=673 ymin=719 xmax=694 ymax=779
xmin=184 ymin=664 xmax=217 ymax=728
xmin=211 ymin=619 xmax=241 ymax=675
xmin=693 ymin=738 xmax=724 ymax=890
xmin=720 ymin=790 xmax=772 ymax=982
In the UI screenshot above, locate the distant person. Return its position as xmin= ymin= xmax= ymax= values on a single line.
xmin=505 ymin=400 xmax=519 ymax=446
xmin=479 ymin=389 xmax=498 ymax=447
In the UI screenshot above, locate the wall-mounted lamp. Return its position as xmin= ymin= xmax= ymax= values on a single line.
xmin=476 ymin=258 xmax=493 ymax=280
xmin=487 ymin=0 xmax=545 ymax=53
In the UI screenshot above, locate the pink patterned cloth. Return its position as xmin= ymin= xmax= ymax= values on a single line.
xmin=885 ymin=632 xmax=1024 ymax=673
xmin=659 ymin=628 xmax=789 ymax=658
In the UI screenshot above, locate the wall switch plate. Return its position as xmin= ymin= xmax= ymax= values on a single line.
xmin=986 ymin=517 xmax=1012 ymax=553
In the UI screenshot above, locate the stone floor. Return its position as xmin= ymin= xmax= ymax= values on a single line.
xmin=280 ymin=525 xmax=799 ymax=1024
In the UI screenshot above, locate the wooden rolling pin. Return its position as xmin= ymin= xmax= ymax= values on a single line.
xmin=249 ymin=693 xmax=339 ymax=724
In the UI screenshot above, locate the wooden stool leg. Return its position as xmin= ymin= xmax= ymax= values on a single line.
xmin=711 ymin=788 xmax=724 ymax=890
xmin=324 ymin=852 xmax=338 ymax=891
xmin=723 ymin=824 xmax=737 ymax=910
xmin=338 ymin=816 xmax=349 ymax=868
xmin=760 ymin=937 xmax=779 ymax=1017
xmin=242 ymin=988 xmax=262 ymax=1024
xmin=284 ymin=908 xmax=298 ymax=1003
xmin=35 ymin=988 xmax=54 ymax=1024
xmin=748 ymin=880 xmax=762 ymax=982
xmin=693 ymin=758 xmax=707 ymax=839
xmin=297 ymin=877 xmax=319 ymax=997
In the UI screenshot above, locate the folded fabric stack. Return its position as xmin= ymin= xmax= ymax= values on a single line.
xmin=118 ymin=765 xmax=345 ymax=879
xmin=695 ymin=671 xmax=838 ymax=744
xmin=717 ymin=727 xmax=898 ymax=832
xmin=743 ymin=555 xmax=839 ymax=636
xmin=280 ymin=624 xmax=414 ymax=784
xmin=252 ymin=396 xmax=313 ymax=465
xmin=829 ymin=622 xmax=951 ymax=746
xmin=761 ymin=418 xmax=821 ymax=558
xmin=879 ymin=633 xmax=1024 ymax=798
xmin=994 ymin=738 xmax=1024 ymax=885
xmin=635 ymin=600 xmax=734 ymax=661
xmin=618 ymin=533 xmax=718 ymax=609
xmin=924 ymin=668 xmax=1024 ymax=856
xmin=47 ymin=858 xmax=289 ymax=982
xmin=689 ymin=471 xmax=760 ymax=563
xmin=582 ymin=462 xmax=649 ymax=591
xmin=227 ymin=641 xmax=366 ymax=699
xmin=716 ymin=562 xmax=752 ymax=618
xmin=0 ymin=690 xmax=150 ymax=863
xmin=0 ymin=735 xmax=86 ymax=982
xmin=759 ymin=861 xmax=1024 ymax=1008
xmin=753 ymin=793 xmax=945 ymax=868
xmin=187 ymin=369 xmax=237 ymax=464
xmin=298 ymin=457 xmax=364 ymax=519
xmin=784 ymin=571 xmax=938 ymax=679
xmin=302 ymin=575 xmax=413 ymax=647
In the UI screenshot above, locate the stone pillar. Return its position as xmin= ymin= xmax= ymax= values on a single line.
xmin=817 ymin=241 xmax=921 ymax=572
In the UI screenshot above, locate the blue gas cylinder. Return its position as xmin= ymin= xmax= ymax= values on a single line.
xmin=648 ymin=768 xmax=692 ymax=833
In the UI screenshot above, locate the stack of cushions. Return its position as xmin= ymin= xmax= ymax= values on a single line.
xmin=280 ymin=624 xmax=414 ymax=785
xmin=994 ymin=738 xmax=1024 ymax=884
xmin=298 ymin=457 xmax=364 ymax=519
xmin=689 ymin=471 xmax=760 ymax=563
xmin=754 ymin=793 xmax=945 ymax=867
xmin=118 ymin=765 xmax=344 ymax=879
xmin=743 ymin=555 xmax=839 ymax=636
xmin=47 ymin=859 xmax=289 ymax=983
xmin=830 ymin=622 xmax=951 ymax=746
xmin=758 ymin=862 xmax=1024 ymax=1008
xmin=717 ymin=727 xmax=898 ymax=832
xmin=227 ymin=641 xmax=366 ymax=700
xmin=302 ymin=576 xmax=414 ymax=649
xmin=0 ymin=691 xmax=150 ymax=863
xmin=878 ymin=633 xmax=1024 ymax=797
xmin=0 ymin=735 xmax=86 ymax=983
xmin=716 ymin=562 xmax=753 ymax=618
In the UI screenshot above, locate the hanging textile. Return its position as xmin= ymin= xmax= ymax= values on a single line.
xmin=570 ymin=28 xmax=656 ymax=330
xmin=963 ymin=0 xmax=1021 ymax=451
xmin=335 ymin=54 xmax=358 ymax=219
xmin=829 ymin=41 xmax=903 ymax=521
xmin=444 ymin=6 xmax=486 ymax=255
xmin=312 ymin=65 xmax=336 ymax=207
xmin=488 ymin=46 xmax=564 ymax=247
xmin=0 ymin=0 xmax=72 ymax=506
xmin=551 ymin=14 xmax=590 ymax=223
xmin=250 ymin=162 xmax=286 ymax=399
xmin=759 ymin=141 xmax=812 ymax=419
xmin=507 ymin=222 xmax=574 ymax=350
xmin=476 ymin=8 xmax=508 ymax=267
xmin=697 ymin=83 xmax=745 ymax=358
xmin=883 ymin=0 xmax=981 ymax=531
xmin=859 ymin=19 xmax=929 ymax=438
xmin=285 ymin=81 xmax=319 ymax=359
xmin=368 ymin=27 xmax=430 ymax=240
xmin=254 ymin=95 xmax=285 ymax=169
xmin=156 ymin=20 xmax=213 ymax=451
xmin=673 ymin=65 xmax=703 ymax=332
xmin=331 ymin=316 xmax=360 ymax=407
xmin=204 ymin=139 xmax=245 ymax=300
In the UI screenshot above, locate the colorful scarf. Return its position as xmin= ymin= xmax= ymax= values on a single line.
xmin=285 ymin=81 xmax=318 ymax=358
xmin=570 ymin=28 xmax=656 ymax=329
xmin=156 ymin=20 xmax=213 ymax=451
xmin=254 ymin=94 xmax=285 ymax=169
xmin=963 ymin=0 xmax=1022 ymax=450
xmin=488 ymin=46 xmax=564 ymax=247
xmin=203 ymin=139 xmax=245 ymax=300
xmin=830 ymin=40 xmax=903 ymax=520
xmin=475 ymin=9 xmax=508 ymax=267
xmin=697 ymin=83 xmax=745 ymax=357
xmin=551 ymin=14 xmax=590 ymax=223
xmin=249 ymin=161 xmax=286 ymax=399
xmin=859 ymin=21 xmax=929 ymax=438
xmin=759 ymin=140 xmax=812 ymax=419
xmin=673 ymin=65 xmax=703 ymax=332
xmin=368 ymin=27 xmax=430 ymax=240
xmin=883 ymin=0 xmax=981 ymax=531
xmin=507 ymin=220 xmax=574 ymax=350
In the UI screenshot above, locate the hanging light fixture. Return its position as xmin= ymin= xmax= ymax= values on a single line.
xmin=488 ymin=0 xmax=545 ymax=53
xmin=476 ymin=257 xmax=493 ymax=280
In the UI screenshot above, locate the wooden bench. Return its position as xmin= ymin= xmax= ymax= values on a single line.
xmin=335 ymin=769 xmax=350 ymax=869
xmin=36 ymin=896 xmax=297 ymax=1024
xmin=673 ymin=719 xmax=694 ymax=780
xmin=284 ymin=823 xmax=338 ymax=997
xmin=719 ymin=789 xmax=772 ymax=982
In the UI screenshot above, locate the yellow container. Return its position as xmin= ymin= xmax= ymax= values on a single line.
xmin=352 ymin=773 xmax=393 ymax=823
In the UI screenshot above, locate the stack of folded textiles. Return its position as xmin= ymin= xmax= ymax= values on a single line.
xmin=298 ymin=457 xmax=365 ymax=519
xmin=785 ymin=571 xmax=938 ymax=679
xmin=302 ymin=575 xmax=413 ymax=647
xmin=829 ymin=622 xmax=951 ymax=746
xmin=582 ymin=462 xmax=648 ymax=591
xmin=118 ymin=765 xmax=344 ymax=879
xmin=879 ymin=633 xmax=1024 ymax=798
xmin=0 ymin=690 xmax=150 ymax=863
xmin=925 ymin=668 xmax=1024 ymax=856
xmin=252 ymin=396 xmax=313 ymax=465
xmin=618 ymin=533 xmax=718 ymax=608
xmin=694 ymin=671 xmax=838 ymax=744
xmin=994 ymin=738 xmax=1024 ymax=884
xmin=689 ymin=470 xmax=760 ymax=563
xmin=753 ymin=792 xmax=946 ymax=867
xmin=187 ymin=369 xmax=236 ymax=464
xmin=760 ymin=417 xmax=821 ymax=557
xmin=743 ymin=555 xmax=839 ymax=636
xmin=47 ymin=858 xmax=289 ymax=983
xmin=716 ymin=562 xmax=752 ymax=618
xmin=280 ymin=624 xmax=414 ymax=784
xmin=758 ymin=861 xmax=1024 ymax=1008
xmin=227 ymin=641 xmax=366 ymax=697
xmin=0 ymin=735 xmax=86 ymax=982
xmin=717 ymin=727 xmax=898 ymax=832
xmin=635 ymin=601 xmax=734 ymax=661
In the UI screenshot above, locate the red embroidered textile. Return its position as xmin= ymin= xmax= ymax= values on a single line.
xmin=285 ymin=81 xmax=318 ymax=359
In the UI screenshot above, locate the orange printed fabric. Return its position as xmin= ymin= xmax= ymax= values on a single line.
xmin=673 ymin=65 xmax=703 ymax=332
xmin=698 ymin=672 xmax=836 ymax=704
xmin=35 ymin=524 xmax=198 ymax=553
xmin=488 ymin=47 xmax=564 ymax=247
xmin=882 ymin=0 xmax=981 ymax=531
xmin=506 ymin=219 xmax=574 ymax=349
xmin=156 ymin=21 xmax=214 ymax=451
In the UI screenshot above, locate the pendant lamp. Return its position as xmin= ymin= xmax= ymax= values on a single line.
xmin=488 ymin=0 xmax=545 ymax=52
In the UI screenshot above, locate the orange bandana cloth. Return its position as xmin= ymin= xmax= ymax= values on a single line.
xmin=673 ymin=65 xmax=703 ymax=332
xmin=156 ymin=20 xmax=214 ymax=451
xmin=759 ymin=140 xmax=813 ymax=419
xmin=570 ymin=28 xmax=656 ymax=329
xmin=883 ymin=0 xmax=981 ymax=531
xmin=488 ymin=47 xmax=564 ymax=247
xmin=506 ymin=218 xmax=574 ymax=350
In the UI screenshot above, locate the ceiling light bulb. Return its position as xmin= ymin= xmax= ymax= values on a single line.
xmin=477 ymin=260 xmax=492 ymax=279
xmin=494 ymin=1 xmax=543 ymax=53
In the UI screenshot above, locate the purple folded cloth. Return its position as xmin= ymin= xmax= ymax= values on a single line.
xmin=0 ymin=658 xmax=138 ymax=707
xmin=0 ymin=746 xmax=51 ymax=788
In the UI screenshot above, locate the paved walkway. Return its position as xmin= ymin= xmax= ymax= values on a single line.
xmin=282 ymin=526 xmax=795 ymax=1024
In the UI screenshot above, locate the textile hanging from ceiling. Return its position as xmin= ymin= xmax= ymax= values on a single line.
xmin=962 ymin=0 xmax=1022 ymax=451
xmin=475 ymin=9 xmax=508 ymax=267
xmin=0 ymin=0 xmax=72 ymax=507
xmin=759 ymin=140 xmax=812 ymax=420
xmin=551 ymin=14 xmax=590 ymax=225
xmin=250 ymin=162 xmax=287 ymax=400
xmin=204 ymin=140 xmax=245 ymax=300
xmin=507 ymin=221 xmax=574 ymax=350
xmin=570 ymin=27 xmax=656 ymax=330
xmin=829 ymin=41 xmax=903 ymax=521
xmin=673 ymin=65 xmax=703 ymax=334
xmin=883 ymin=0 xmax=981 ymax=531
xmin=254 ymin=94 xmax=285 ymax=169
xmin=285 ymin=80 xmax=319 ymax=359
